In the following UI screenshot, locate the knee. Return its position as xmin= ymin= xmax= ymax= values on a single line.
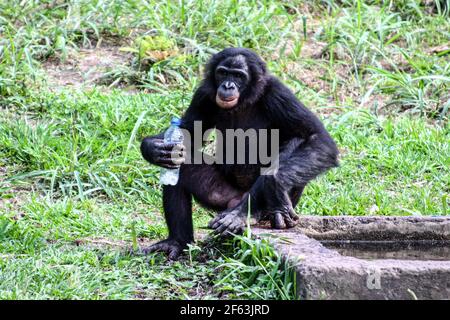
xmin=226 ymin=192 xmax=247 ymax=209
xmin=321 ymin=140 xmax=339 ymax=168
xmin=310 ymin=133 xmax=339 ymax=168
xmin=279 ymin=137 xmax=305 ymax=161
xmin=208 ymin=190 xmax=225 ymax=206
xmin=207 ymin=188 xmax=242 ymax=209
xmin=227 ymin=197 xmax=241 ymax=209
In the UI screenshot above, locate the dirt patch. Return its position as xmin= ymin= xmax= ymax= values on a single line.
xmin=273 ymin=14 xmax=328 ymax=61
xmin=43 ymin=44 xmax=132 ymax=90
xmin=285 ymin=61 xmax=331 ymax=93
xmin=73 ymin=237 xmax=154 ymax=249
xmin=0 ymin=166 xmax=31 ymax=215
xmin=275 ymin=38 xmax=328 ymax=61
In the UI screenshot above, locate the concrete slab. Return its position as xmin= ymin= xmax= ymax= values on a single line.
xmin=254 ymin=216 xmax=450 ymax=300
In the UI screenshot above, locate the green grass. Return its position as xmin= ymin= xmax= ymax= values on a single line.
xmin=1 ymin=0 xmax=449 ymax=299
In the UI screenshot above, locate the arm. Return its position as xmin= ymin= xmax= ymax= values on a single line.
xmin=262 ymin=77 xmax=339 ymax=186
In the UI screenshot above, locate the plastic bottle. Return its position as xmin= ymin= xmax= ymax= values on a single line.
xmin=160 ymin=117 xmax=184 ymax=185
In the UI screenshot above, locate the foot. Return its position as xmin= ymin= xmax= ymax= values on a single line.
xmin=268 ymin=207 xmax=299 ymax=229
xmin=141 ymin=239 xmax=185 ymax=260
xmin=208 ymin=206 xmax=247 ymax=236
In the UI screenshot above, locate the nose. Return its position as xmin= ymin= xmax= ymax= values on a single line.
xmin=223 ymin=81 xmax=236 ymax=90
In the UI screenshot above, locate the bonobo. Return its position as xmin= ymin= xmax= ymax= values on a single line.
xmin=141 ymin=48 xmax=338 ymax=259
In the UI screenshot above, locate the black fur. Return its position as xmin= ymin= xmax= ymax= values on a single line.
xmin=141 ymin=48 xmax=339 ymax=259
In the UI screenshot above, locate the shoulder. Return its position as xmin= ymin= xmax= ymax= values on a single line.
xmin=261 ymin=76 xmax=302 ymax=109
xmin=193 ymin=82 xmax=214 ymax=102
xmin=261 ymin=76 xmax=326 ymax=135
xmin=263 ymin=76 xmax=290 ymax=95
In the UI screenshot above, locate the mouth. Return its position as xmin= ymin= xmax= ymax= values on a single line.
xmin=216 ymin=95 xmax=239 ymax=109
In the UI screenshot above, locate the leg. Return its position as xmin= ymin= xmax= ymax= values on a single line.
xmin=209 ymin=138 xmax=304 ymax=234
xmin=144 ymin=163 xmax=243 ymax=259
xmin=210 ymin=136 xmax=337 ymax=234
xmin=143 ymin=183 xmax=193 ymax=260
xmin=181 ymin=163 xmax=244 ymax=211
xmin=259 ymin=142 xmax=305 ymax=227
xmin=257 ymin=135 xmax=336 ymax=228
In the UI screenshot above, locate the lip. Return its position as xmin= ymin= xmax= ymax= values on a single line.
xmin=217 ymin=96 xmax=238 ymax=108
xmin=220 ymin=96 xmax=238 ymax=102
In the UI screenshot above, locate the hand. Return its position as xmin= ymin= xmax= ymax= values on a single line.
xmin=208 ymin=204 xmax=247 ymax=236
xmin=141 ymin=137 xmax=185 ymax=169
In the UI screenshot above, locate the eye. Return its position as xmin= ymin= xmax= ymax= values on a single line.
xmin=216 ymin=68 xmax=227 ymax=76
xmin=235 ymin=72 xmax=247 ymax=82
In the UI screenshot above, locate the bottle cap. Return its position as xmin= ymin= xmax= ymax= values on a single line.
xmin=170 ymin=117 xmax=181 ymax=126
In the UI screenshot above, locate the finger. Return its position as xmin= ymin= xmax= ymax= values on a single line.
xmin=145 ymin=245 xmax=160 ymax=253
xmin=158 ymin=162 xmax=180 ymax=169
xmin=155 ymin=142 xmax=185 ymax=151
xmin=171 ymin=157 xmax=185 ymax=165
xmin=211 ymin=213 xmax=231 ymax=229
xmin=158 ymin=150 xmax=184 ymax=159
xmin=218 ymin=230 xmax=232 ymax=238
xmin=214 ymin=219 xmax=233 ymax=234
xmin=214 ymin=214 xmax=235 ymax=233
xmin=157 ymin=158 xmax=182 ymax=168
xmin=229 ymin=222 xmax=245 ymax=235
xmin=170 ymin=150 xmax=186 ymax=158
xmin=220 ymin=221 xmax=241 ymax=236
xmin=208 ymin=216 xmax=221 ymax=228
xmin=284 ymin=209 xmax=299 ymax=228
xmin=157 ymin=151 xmax=185 ymax=163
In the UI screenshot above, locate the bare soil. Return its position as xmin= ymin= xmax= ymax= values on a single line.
xmin=0 ymin=166 xmax=30 ymax=215
xmin=43 ymin=44 xmax=131 ymax=90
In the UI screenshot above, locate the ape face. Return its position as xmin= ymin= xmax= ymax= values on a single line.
xmin=214 ymin=55 xmax=250 ymax=109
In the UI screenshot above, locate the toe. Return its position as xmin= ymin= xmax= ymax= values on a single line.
xmin=289 ymin=208 xmax=299 ymax=221
xmin=168 ymin=247 xmax=182 ymax=260
xmin=284 ymin=217 xmax=296 ymax=228
xmin=272 ymin=212 xmax=286 ymax=229
xmin=143 ymin=243 xmax=161 ymax=254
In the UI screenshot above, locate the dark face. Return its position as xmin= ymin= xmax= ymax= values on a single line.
xmin=214 ymin=55 xmax=250 ymax=109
